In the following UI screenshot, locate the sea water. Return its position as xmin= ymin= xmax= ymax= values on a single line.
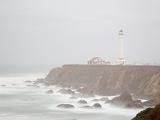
xmin=0 ymin=72 xmax=143 ymax=120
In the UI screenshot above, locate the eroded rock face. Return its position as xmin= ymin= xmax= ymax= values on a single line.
xmin=57 ymin=104 xmax=75 ymax=109
xmin=110 ymin=91 xmax=143 ymax=108
xmin=92 ymin=103 xmax=102 ymax=109
xmin=58 ymin=88 xmax=75 ymax=95
xmin=46 ymin=90 xmax=54 ymax=94
xmin=78 ymin=100 xmax=87 ymax=104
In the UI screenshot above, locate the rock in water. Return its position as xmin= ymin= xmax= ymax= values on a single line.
xmin=111 ymin=91 xmax=143 ymax=108
xmin=46 ymin=90 xmax=54 ymax=94
xmin=58 ymin=88 xmax=75 ymax=95
xmin=92 ymin=103 xmax=102 ymax=109
xmin=78 ymin=100 xmax=87 ymax=104
xmin=57 ymin=104 xmax=75 ymax=109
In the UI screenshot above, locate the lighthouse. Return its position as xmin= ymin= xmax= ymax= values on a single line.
xmin=116 ymin=29 xmax=125 ymax=65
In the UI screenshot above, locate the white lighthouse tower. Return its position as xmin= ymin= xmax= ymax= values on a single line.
xmin=116 ymin=29 xmax=125 ymax=65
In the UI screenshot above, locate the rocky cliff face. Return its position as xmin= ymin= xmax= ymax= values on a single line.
xmin=44 ymin=65 xmax=160 ymax=98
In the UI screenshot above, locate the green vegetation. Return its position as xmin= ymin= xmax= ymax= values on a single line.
xmin=132 ymin=104 xmax=160 ymax=120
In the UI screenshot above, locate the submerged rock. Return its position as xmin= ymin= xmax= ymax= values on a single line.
xmin=57 ymin=104 xmax=75 ymax=109
xmin=78 ymin=100 xmax=87 ymax=104
xmin=46 ymin=89 xmax=54 ymax=94
xmin=92 ymin=103 xmax=102 ymax=109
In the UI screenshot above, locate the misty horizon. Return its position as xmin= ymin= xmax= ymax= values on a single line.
xmin=1 ymin=0 xmax=160 ymax=66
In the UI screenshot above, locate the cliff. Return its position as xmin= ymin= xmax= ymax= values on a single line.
xmin=44 ymin=65 xmax=160 ymax=98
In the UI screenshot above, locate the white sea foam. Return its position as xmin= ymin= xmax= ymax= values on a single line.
xmin=0 ymin=73 xmax=143 ymax=120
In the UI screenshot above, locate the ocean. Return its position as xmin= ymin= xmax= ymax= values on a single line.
xmin=0 ymin=67 xmax=143 ymax=120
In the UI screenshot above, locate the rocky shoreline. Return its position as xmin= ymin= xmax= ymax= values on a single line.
xmin=35 ymin=64 xmax=160 ymax=107
xmin=33 ymin=64 xmax=160 ymax=120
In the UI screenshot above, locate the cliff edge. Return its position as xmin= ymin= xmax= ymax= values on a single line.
xmin=43 ymin=65 xmax=160 ymax=99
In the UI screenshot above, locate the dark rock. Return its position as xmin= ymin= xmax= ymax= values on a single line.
xmin=92 ymin=103 xmax=102 ymax=109
xmin=132 ymin=103 xmax=160 ymax=120
xmin=58 ymin=88 xmax=75 ymax=95
xmin=46 ymin=89 xmax=54 ymax=94
xmin=78 ymin=100 xmax=87 ymax=104
xmin=57 ymin=104 xmax=75 ymax=109
xmin=110 ymin=91 xmax=143 ymax=108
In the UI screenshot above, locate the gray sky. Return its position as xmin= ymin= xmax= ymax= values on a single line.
xmin=0 ymin=0 xmax=160 ymax=66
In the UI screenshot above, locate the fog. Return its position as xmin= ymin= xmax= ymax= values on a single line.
xmin=0 ymin=0 xmax=160 ymax=66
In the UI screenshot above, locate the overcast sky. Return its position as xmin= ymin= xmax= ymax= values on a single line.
xmin=0 ymin=0 xmax=160 ymax=66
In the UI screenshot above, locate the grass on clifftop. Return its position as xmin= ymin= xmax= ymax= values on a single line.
xmin=132 ymin=104 xmax=160 ymax=120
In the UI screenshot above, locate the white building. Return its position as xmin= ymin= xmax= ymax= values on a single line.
xmin=116 ymin=29 xmax=125 ymax=65
xmin=87 ymin=57 xmax=111 ymax=65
